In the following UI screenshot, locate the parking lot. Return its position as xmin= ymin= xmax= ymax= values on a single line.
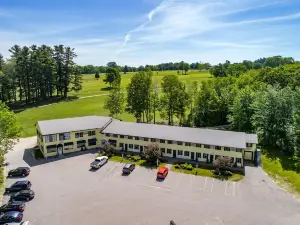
xmin=3 ymin=138 xmax=300 ymax=225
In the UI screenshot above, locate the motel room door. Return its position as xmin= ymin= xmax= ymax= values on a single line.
xmin=173 ymin=150 xmax=176 ymax=158
xmin=125 ymin=144 xmax=128 ymax=152
xmin=191 ymin=152 xmax=195 ymax=160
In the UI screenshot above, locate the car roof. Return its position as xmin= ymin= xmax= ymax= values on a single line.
xmin=15 ymin=180 xmax=29 ymax=185
xmin=4 ymin=211 xmax=20 ymax=217
xmin=124 ymin=164 xmax=133 ymax=168
xmin=96 ymin=156 xmax=107 ymax=160
xmin=19 ymin=190 xmax=32 ymax=194
xmin=158 ymin=167 xmax=167 ymax=172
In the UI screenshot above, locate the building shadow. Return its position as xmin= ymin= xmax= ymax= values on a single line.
xmin=23 ymin=148 xmax=100 ymax=168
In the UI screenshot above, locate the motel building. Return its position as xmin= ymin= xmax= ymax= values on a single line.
xmin=36 ymin=116 xmax=258 ymax=167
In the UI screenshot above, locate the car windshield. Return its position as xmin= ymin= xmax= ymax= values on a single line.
xmin=95 ymin=159 xmax=101 ymax=162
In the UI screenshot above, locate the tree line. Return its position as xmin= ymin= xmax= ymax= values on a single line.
xmin=0 ymin=45 xmax=82 ymax=104
xmin=104 ymin=63 xmax=300 ymax=166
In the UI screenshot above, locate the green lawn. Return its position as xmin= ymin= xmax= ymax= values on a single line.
xmin=69 ymin=70 xmax=211 ymax=97
xmin=170 ymin=165 xmax=244 ymax=182
xmin=262 ymin=150 xmax=300 ymax=197
xmin=17 ymin=71 xmax=210 ymax=137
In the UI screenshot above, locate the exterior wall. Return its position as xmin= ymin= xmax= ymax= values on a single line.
xmin=102 ymin=134 xmax=245 ymax=167
xmin=40 ymin=128 xmax=104 ymax=158
xmin=244 ymin=143 xmax=257 ymax=160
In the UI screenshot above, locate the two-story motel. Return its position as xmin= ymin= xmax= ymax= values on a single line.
xmin=36 ymin=116 xmax=258 ymax=167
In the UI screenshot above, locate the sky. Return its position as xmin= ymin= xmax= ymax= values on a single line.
xmin=1 ymin=0 xmax=300 ymax=66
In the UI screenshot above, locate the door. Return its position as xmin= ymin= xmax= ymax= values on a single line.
xmin=57 ymin=146 xmax=63 ymax=155
xmin=191 ymin=152 xmax=195 ymax=160
xmin=244 ymin=151 xmax=253 ymax=160
xmin=125 ymin=144 xmax=128 ymax=152
xmin=140 ymin=145 xmax=143 ymax=152
xmin=173 ymin=150 xmax=176 ymax=158
xmin=210 ymin=155 xmax=214 ymax=163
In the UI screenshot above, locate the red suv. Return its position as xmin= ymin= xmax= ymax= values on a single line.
xmin=157 ymin=167 xmax=168 ymax=179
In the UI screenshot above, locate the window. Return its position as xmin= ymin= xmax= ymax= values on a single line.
xmin=160 ymin=148 xmax=165 ymax=153
xmin=144 ymin=138 xmax=149 ymax=141
xmin=88 ymin=131 xmax=96 ymax=136
xmin=63 ymin=133 xmax=70 ymax=140
xmin=120 ymin=135 xmax=124 ymax=139
xmin=196 ymin=153 xmax=201 ymax=158
xmin=215 ymin=146 xmax=221 ymax=150
xmin=129 ymin=144 xmax=133 ymax=149
xmin=105 ymin=133 xmax=110 ymax=137
xmin=75 ymin=132 xmax=84 ymax=138
xmin=59 ymin=134 xmax=64 ymax=141
xmin=77 ymin=140 xmax=86 ymax=148
xmin=204 ymin=145 xmax=210 ymax=149
xmin=178 ymin=150 xmax=183 ymax=156
xmin=128 ymin=136 xmax=133 ymax=140
xmin=215 ymin=155 xmax=219 ymax=160
xmin=224 ymin=147 xmax=230 ymax=151
xmin=88 ymin=138 xmax=97 ymax=146
xmin=45 ymin=134 xmax=57 ymax=143
xmin=46 ymin=145 xmax=57 ymax=153
xmin=167 ymin=149 xmax=172 ymax=154
xmin=108 ymin=139 xmax=117 ymax=147
xmin=167 ymin=140 xmax=173 ymax=144
xmin=203 ymin=153 xmax=208 ymax=158
xmin=246 ymin=143 xmax=252 ymax=147
xmin=64 ymin=142 xmax=73 ymax=150
xmin=177 ymin=141 xmax=183 ymax=146
xmin=135 ymin=136 xmax=139 ymax=140
xmin=160 ymin=139 xmax=165 ymax=143
xmin=236 ymin=148 xmax=243 ymax=153
xmin=185 ymin=142 xmax=191 ymax=146
xmin=236 ymin=158 xmax=242 ymax=163
xmin=184 ymin=151 xmax=190 ymax=156
xmin=134 ymin=145 xmax=139 ymax=150
xmin=119 ymin=143 xmax=124 ymax=148
xmin=196 ymin=144 xmax=201 ymax=148
xmin=151 ymin=138 xmax=156 ymax=142
xmin=113 ymin=134 xmax=118 ymax=138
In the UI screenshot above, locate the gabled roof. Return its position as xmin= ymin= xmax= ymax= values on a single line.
xmin=102 ymin=121 xmax=256 ymax=149
xmin=37 ymin=116 xmax=112 ymax=135
xmin=246 ymin=134 xmax=258 ymax=144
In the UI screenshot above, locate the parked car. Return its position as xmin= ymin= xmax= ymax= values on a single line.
xmin=0 ymin=211 xmax=23 ymax=224
xmin=90 ymin=156 xmax=108 ymax=169
xmin=122 ymin=164 xmax=135 ymax=174
xmin=5 ymin=181 xmax=32 ymax=193
xmin=0 ymin=202 xmax=25 ymax=214
xmin=157 ymin=167 xmax=168 ymax=179
xmin=2 ymin=221 xmax=29 ymax=225
xmin=8 ymin=167 xmax=30 ymax=177
xmin=9 ymin=190 xmax=35 ymax=202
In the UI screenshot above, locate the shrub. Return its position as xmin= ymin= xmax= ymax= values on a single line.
xmin=126 ymin=154 xmax=132 ymax=159
xmin=132 ymin=156 xmax=141 ymax=161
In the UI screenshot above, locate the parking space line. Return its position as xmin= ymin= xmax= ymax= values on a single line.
xmin=225 ymin=182 xmax=228 ymax=195
xmin=190 ymin=175 xmax=195 ymax=189
xmin=210 ymin=179 xmax=215 ymax=192
xmin=233 ymin=182 xmax=236 ymax=197
xmin=215 ymin=217 xmax=225 ymax=225
xmin=175 ymin=173 xmax=183 ymax=188
xmin=203 ymin=177 xmax=208 ymax=191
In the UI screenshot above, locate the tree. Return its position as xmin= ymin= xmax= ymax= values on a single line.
xmin=251 ymin=86 xmax=294 ymax=152
xmin=213 ymin=156 xmax=232 ymax=175
xmin=104 ymin=87 xmax=125 ymax=118
xmin=0 ymin=102 xmax=22 ymax=163
xmin=102 ymin=143 xmax=115 ymax=157
xmin=186 ymin=81 xmax=199 ymax=126
xmin=150 ymin=82 xmax=160 ymax=124
xmin=124 ymin=65 xmax=128 ymax=74
xmin=104 ymin=68 xmax=120 ymax=87
xmin=143 ymin=143 xmax=161 ymax=164
xmin=228 ymin=87 xmax=255 ymax=132
xmin=209 ymin=64 xmax=227 ymax=77
xmin=227 ymin=63 xmax=247 ymax=77
xmin=184 ymin=63 xmax=190 ymax=75
xmin=180 ymin=61 xmax=184 ymax=74
xmin=160 ymin=74 xmax=189 ymax=125
xmin=107 ymin=62 xmax=118 ymax=68
xmin=126 ymin=71 xmax=152 ymax=122
xmin=95 ymin=72 xmax=100 ymax=79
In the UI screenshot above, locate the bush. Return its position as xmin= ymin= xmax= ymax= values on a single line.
xmin=132 ymin=156 xmax=141 ymax=161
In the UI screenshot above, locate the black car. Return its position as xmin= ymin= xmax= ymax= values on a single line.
xmin=122 ymin=164 xmax=135 ymax=174
xmin=9 ymin=190 xmax=35 ymax=202
xmin=0 ymin=201 xmax=26 ymax=214
xmin=8 ymin=167 xmax=30 ymax=177
xmin=5 ymin=181 xmax=32 ymax=193
xmin=0 ymin=211 xmax=23 ymax=223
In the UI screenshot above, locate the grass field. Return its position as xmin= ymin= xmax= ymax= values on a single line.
xmin=16 ymin=71 xmax=210 ymax=137
xmin=262 ymin=150 xmax=300 ymax=197
xmin=69 ymin=70 xmax=211 ymax=97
